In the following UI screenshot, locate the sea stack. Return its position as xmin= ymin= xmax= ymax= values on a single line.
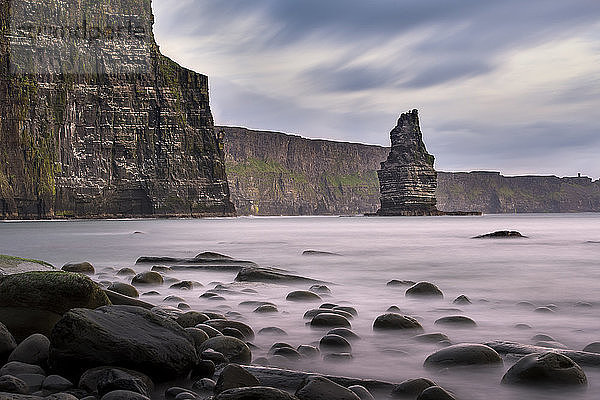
xmin=376 ymin=110 xmax=440 ymax=216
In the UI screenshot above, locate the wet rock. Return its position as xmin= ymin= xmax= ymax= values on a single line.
xmin=309 ymin=285 xmax=331 ymax=295
xmin=116 ymin=268 xmax=136 ymax=277
xmin=333 ymin=306 xmax=358 ymax=317
xmin=514 ymin=323 xmax=531 ymax=330
xmin=175 ymin=312 xmax=210 ymax=328
xmin=185 ymin=328 xmax=210 ymax=352
xmin=195 ymin=324 xmax=223 ymax=338
xmin=48 ymin=305 xmax=197 ymax=381
xmin=204 ymin=320 xmax=255 ymax=340
xmin=61 ymin=262 xmax=95 ymax=275
xmin=164 ymin=296 xmax=185 ymax=303
xmin=391 ymin=377 xmax=436 ymax=398
xmin=531 ymin=334 xmax=554 ymax=341
xmin=239 ymin=301 xmax=274 ymax=308
xmin=150 ymin=265 xmax=171 ymax=273
xmin=373 ymin=314 xmax=423 ymax=331
xmin=222 ymin=328 xmax=245 ymax=340
xmin=192 ymin=378 xmax=216 ymax=392
xmin=197 ymin=336 xmax=252 ymax=364
xmin=535 ymin=341 xmax=568 ymax=349
xmin=319 ymin=335 xmax=352 ymax=353
xmin=327 ymin=328 xmax=360 ymax=341
xmin=214 ymin=364 xmax=260 ymax=394
xmin=0 ymin=361 xmax=45 ymax=376
xmin=104 ymin=290 xmax=153 ymax=310
xmin=141 ymin=291 xmax=160 ymax=297
xmin=424 ymin=344 xmax=502 ymax=368
xmin=304 ymin=309 xmax=353 ymax=320
xmin=434 ymin=316 xmax=477 ymax=328
xmin=79 ymin=367 xmax=153 ymax=397
xmin=191 ymin=360 xmax=215 ymax=380
xmin=295 ymin=376 xmax=360 ymax=400
xmin=387 ymin=280 xmax=415 ymax=287
xmin=473 ymin=231 xmax=526 ymax=239
xmin=286 ymin=291 xmax=322 ymax=302
xmin=42 ymin=375 xmax=73 ymax=393
xmin=0 ymin=271 xmax=111 ymax=341
xmin=348 ymin=385 xmax=374 ymax=400
xmin=236 ymin=267 xmax=320 ymax=284
xmin=303 ymin=250 xmax=341 ymax=256
xmin=271 ymin=348 xmax=302 ymax=361
xmin=203 ymin=312 xmax=227 ymax=320
xmin=101 ymin=390 xmax=150 ymax=400
xmin=417 ymin=386 xmax=456 ymax=400
xmin=16 ymin=373 xmax=44 ymax=392
xmin=258 ymin=327 xmax=287 ymax=336
xmin=320 ymin=303 xmax=338 ymax=309
xmin=45 ymin=394 xmax=79 ymax=400
xmin=501 ymin=352 xmax=587 ymax=386
xmin=323 ymin=353 xmax=353 ymax=362
xmin=311 ymin=314 xmax=351 ymax=329
xmin=297 ymin=345 xmax=320 ymax=358
xmin=177 ymin=303 xmax=191 ymax=311
xmin=386 ymin=306 xmax=402 ymax=313
xmin=405 ymin=282 xmax=443 ymax=298
xmin=412 ymin=333 xmax=449 ymax=344
xmin=534 ymin=307 xmax=554 ymax=314
xmin=107 ymin=283 xmax=139 ymax=298
xmin=269 ymin=343 xmax=294 ymax=354
xmin=201 ymin=349 xmax=229 ymax=365
xmin=8 ymin=333 xmax=49 ymax=367
xmin=254 ymin=305 xmax=278 ymax=313
xmin=170 ymin=281 xmax=202 ymax=290
xmin=453 ymin=295 xmax=471 ymax=305
xmin=583 ymin=342 xmax=600 ymax=353
xmin=0 ymin=322 xmax=17 ymax=362
xmin=216 ymin=387 xmax=299 ymax=400
xmin=131 ymin=272 xmax=163 ymax=286
xmin=0 ymin=375 xmax=27 ymax=394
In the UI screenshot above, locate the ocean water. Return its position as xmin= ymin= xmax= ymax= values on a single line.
xmin=1 ymin=214 xmax=599 ymax=399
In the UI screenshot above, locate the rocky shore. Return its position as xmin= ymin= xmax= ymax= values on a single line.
xmin=0 ymin=248 xmax=597 ymax=400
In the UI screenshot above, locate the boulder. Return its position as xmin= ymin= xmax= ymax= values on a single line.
xmin=501 ymin=352 xmax=587 ymax=386
xmin=254 ymin=305 xmax=278 ymax=313
xmin=327 ymin=328 xmax=360 ymax=341
xmin=258 ymin=327 xmax=287 ymax=336
xmin=583 ymin=342 xmax=600 ymax=353
xmin=319 ymin=335 xmax=351 ymax=353
xmin=405 ymin=282 xmax=443 ymax=298
xmin=195 ymin=324 xmax=223 ymax=338
xmin=348 ymin=385 xmax=374 ymax=400
xmin=106 ymin=283 xmax=139 ymax=299
xmin=0 ymin=375 xmax=27 ymax=394
xmin=235 ymin=267 xmax=320 ymax=284
xmin=8 ymin=334 xmax=49 ymax=367
xmin=79 ymin=367 xmax=152 ymax=398
xmin=387 ymin=280 xmax=415 ymax=287
xmin=176 ymin=312 xmax=210 ymax=328
xmin=48 ymin=305 xmax=197 ymax=381
xmin=131 ymin=272 xmax=163 ymax=286
xmin=204 ymin=320 xmax=255 ymax=340
xmin=0 ymin=361 xmax=45 ymax=376
xmin=311 ymin=314 xmax=351 ymax=329
xmin=304 ymin=309 xmax=353 ymax=320
xmin=100 ymin=390 xmax=150 ymax=400
xmin=286 ymin=291 xmax=322 ymax=302
xmin=271 ymin=347 xmax=301 ymax=361
xmin=373 ymin=314 xmax=423 ymax=331
xmin=185 ymin=328 xmax=210 ymax=351
xmin=297 ymin=345 xmax=320 ymax=358
xmin=191 ymin=360 xmax=215 ymax=380
xmin=214 ymin=364 xmax=260 ymax=394
xmin=116 ymin=268 xmax=136 ymax=277
xmin=473 ymin=231 xmax=526 ymax=239
xmin=333 ymin=306 xmax=358 ymax=317
xmin=434 ymin=316 xmax=477 ymax=327
xmin=424 ymin=344 xmax=502 ymax=368
xmin=295 ymin=376 xmax=360 ymax=400
xmin=216 ymin=387 xmax=299 ymax=400
xmin=412 ymin=333 xmax=449 ymax=344
xmin=391 ymin=377 xmax=436 ymax=398
xmin=417 ymin=386 xmax=456 ymax=400
xmin=103 ymin=291 xmax=154 ymax=310
xmin=0 ymin=322 xmax=17 ymax=362
xmin=42 ymin=375 xmax=73 ymax=393
xmin=61 ymin=262 xmax=95 ymax=275
xmin=0 ymin=271 xmax=111 ymax=341
xmin=197 ymin=336 xmax=252 ymax=364
xmin=453 ymin=295 xmax=471 ymax=305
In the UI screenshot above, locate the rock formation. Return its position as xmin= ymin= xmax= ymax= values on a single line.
xmin=376 ymin=110 xmax=440 ymax=216
xmin=0 ymin=0 xmax=234 ymax=219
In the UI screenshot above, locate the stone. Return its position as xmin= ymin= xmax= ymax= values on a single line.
xmin=254 ymin=305 xmax=278 ymax=313
xmin=0 ymin=361 xmax=45 ymax=376
xmin=104 ymin=290 xmax=153 ymax=310
xmin=131 ymin=272 xmax=163 ymax=286
xmin=309 ymin=285 xmax=331 ymax=294
xmin=434 ymin=316 xmax=477 ymax=327
xmin=583 ymin=342 xmax=600 ymax=353
xmin=79 ymin=367 xmax=153 ymax=397
xmin=304 ymin=309 xmax=353 ymax=320
xmin=107 ymin=283 xmax=139 ymax=299
xmin=295 ymin=376 xmax=360 ymax=400
xmin=311 ymin=314 xmax=351 ymax=329
xmin=214 ymin=364 xmax=260 ymax=394
xmin=271 ymin=347 xmax=301 ymax=361
xmin=0 ymin=375 xmax=27 ymax=394
xmin=191 ymin=360 xmax=215 ymax=380
xmin=235 ymin=268 xmax=320 ymax=284
xmin=215 ymin=387 xmax=299 ymax=400
xmin=297 ymin=345 xmax=320 ymax=358
xmin=0 ymin=271 xmax=111 ymax=341
xmin=176 ymin=312 xmax=210 ymax=328
xmin=197 ymin=336 xmax=252 ymax=364
xmin=204 ymin=320 xmax=255 ymax=340
xmin=201 ymin=349 xmax=229 ymax=364
xmin=319 ymin=335 xmax=352 ymax=353
xmin=15 ymin=373 xmax=44 ymax=392
xmin=327 ymin=328 xmax=360 ymax=341
xmin=332 ymin=306 xmax=358 ymax=317
xmin=286 ymin=291 xmax=322 ymax=302
xmin=405 ymin=282 xmax=443 ymax=298
xmin=195 ymin=324 xmax=223 ymax=338
xmin=42 ymin=375 xmax=73 ymax=392
xmin=424 ymin=344 xmax=503 ymax=368
xmin=391 ymin=377 xmax=436 ymax=398
xmin=170 ymin=281 xmax=202 ymax=290
xmin=473 ymin=231 xmax=527 ymax=239
xmin=0 ymin=322 xmax=17 ymax=362
xmin=45 ymin=394 xmax=79 ymax=400
xmin=192 ymin=378 xmax=216 ymax=392
xmin=116 ymin=268 xmax=136 ymax=277
xmin=501 ymin=352 xmax=587 ymax=386
xmin=412 ymin=333 xmax=450 ymax=344
xmin=387 ymin=280 xmax=415 ymax=287
xmin=100 ymin=390 xmax=150 ymax=400
xmin=61 ymin=262 xmax=95 ymax=275
xmin=8 ymin=334 xmax=50 ymax=367
xmin=258 ymin=327 xmax=287 ymax=336
xmin=417 ymin=386 xmax=456 ymax=400
xmin=348 ymin=385 xmax=374 ymax=400
xmin=373 ymin=314 xmax=423 ymax=331
xmin=185 ymin=328 xmax=210 ymax=351
xmin=453 ymin=295 xmax=471 ymax=305
xmin=48 ymin=305 xmax=197 ymax=381
xmin=376 ymin=110 xmax=440 ymax=216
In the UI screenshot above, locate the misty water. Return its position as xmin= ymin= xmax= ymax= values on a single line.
xmin=1 ymin=214 xmax=599 ymax=399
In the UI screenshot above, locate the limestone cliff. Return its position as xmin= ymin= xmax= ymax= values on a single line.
xmin=376 ymin=110 xmax=439 ymax=215
xmin=0 ymin=0 xmax=234 ymax=219
xmin=223 ymin=128 xmax=600 ymax=215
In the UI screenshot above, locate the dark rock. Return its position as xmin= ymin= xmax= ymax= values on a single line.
xmin=297 ymin=345 xmax=320 ymax=358
xmin=0 ymin=361 xmax=45 ymax=376
xmin=0 ymin=322 xmax=18 ymax=362
xmin=271 ymin=348 xmax=301 ymax=361
xmin=0 ymin=375 xmax=27 ymax=394
xmin=8 ymin=333 xmax=49 ymax=367
xmin=391 ymin=377 xmax=436 ymax=398
xmin=373 ymin=314 xmax=423 ymax=331
xmin=286 ymin=291 xmax=322 ymax=302
xmin=198 ymin=336 xmax=252 ymax=364
xmin=424 ymin=344 xmax=502 ymax=368
xmin=453 ymin=295 xmax=471 ymax=305
xmin=295 ymin=376 xmax=360 ymax=400
xmin=176 ymin=312 xmax=210 ymax=328
xmin=236 ymin=268 xmax=321 ymax=284
xmin=348 ymin=385 xmax=374 ymax=400
xmin=583 ymin=342 xmax=600 ymax=353
xmin=192 ymin=378 xmax=216 ymax=392
xmin=185 ymin=328 xmax=210 ymax=352
xmin=417 ymin=386 xmax=456 ymax=400
xmin=304 ymin=309 xmax=353 ymax=320
xmin=320 ymin=335 xmax=351 ymax=353
xmin=104 ymin=291 xmax=153 ymax=310
xmin=215 ymin=364 xmax=260 ymax=394
xmin=309 ymin=285 xmax=331 ymax=294
xmin=195 ymin=324 xmax=223 ymax=338
xmin=142 ymin=291 xmax=160 ymax=297
xmin=258 ymin=327 xmax=287 ymax=336
xmin=131 ymin=272 xmax=163 ymax=286
xmin=412 ymin=333 xmax=450 ymax=344
xmin=79 ymin=367 xmax=153 ymax=397
xmin=107 ymin=283 xmax=139 ymax=299
xmin=100 ymin=390 xmax=150 ymax=400
xmin=323 ymin=353 xmax=353 ymax=362
xmin=501 ymin=352 xmax=587 ymax=386
xmin=151 ymin=265 xmax=172 ymax=272
xmin=254 ymin=305 xmax=278 ymax=313
xmin=473 ymin=231 xmax=527 ymax=239
xmin=405 ymin=282 xmax=443 ymax=298
xmin=48 ymin=305 xmax=197 ymax=381
xmin=269 ymin=343 xmax=294 ymax=354
xmin=302 ymin=250 xmax=341 ymax=256
xmin=320 ymin=303 xmax=338 ymax=309
xmin=61 ymin=262 xmax=95 ymax=275
xmin=0 ymin=271 xmax=110 ymax=341
xmin=116 ymin=268 xmax=136 ymax=277
xmin=164 ymin=296 xmax=185 ymax=303
xmin=311 ymin=314 xmax=351 ymax=329
xmin=15 ymin=373 xmax=44 ymax=392
xmin=376 ymin=110 xmax=440 ymax=216
xmin=191 ymin=360 xmax=215 ymax=380
xmin=387 ymin=280 xmax=415 ymax=287
xmin=165 ymin=387 xmax=196 ymax=399
xmin=386 ymin=306 xmax=402 ymax=313
xmin=170 ymin=281 xmax=202 ymax=290
xmin=434 ymin=316 xmax=477 ymax=327
xmin=327 ymin=328 xmax=360 ymax=341
xmin=333 ymin=306 xmax=358 ymax=317
xmin=535 ymin=341 xmax=568 ymax=349
xmin=222 ymin=328 xmax=245 ymax=340
xmin=201 ymin=349 xmax=229 ymax=364
xmin=42 ymin=375 xmax=73 ymax=392
xmin=216 ymin=387 xmax=299 ymax=400
xmin=45 ymin=394 xmax=79 ymax=400
xmin=204 ymin=320 xmax=255 ymax=340
xmin=531 ymin=334 xmax=555 ymax=341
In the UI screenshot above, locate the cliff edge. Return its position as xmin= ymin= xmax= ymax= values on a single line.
xmin=0 ymin=0 xmax=234 ymax=219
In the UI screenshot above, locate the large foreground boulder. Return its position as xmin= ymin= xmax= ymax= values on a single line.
xmin=197 ymin=336 xmax=252 ymax=364
xmin=0 ymin=271 xmax=111 ymax=341
xmin=501 ymin=352 xmax=587 ymax=386
xmin=48 ymin=305 xmax=197 ymax=381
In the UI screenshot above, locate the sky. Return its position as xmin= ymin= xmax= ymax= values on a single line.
xmin=152 ymin=1 xmax=600 ymax=177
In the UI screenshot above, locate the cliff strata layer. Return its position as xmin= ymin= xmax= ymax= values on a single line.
xmin=0 ymin=0 xmax=234 ymax=219
xmin=376 ymin=110 xmax=440 ymax=216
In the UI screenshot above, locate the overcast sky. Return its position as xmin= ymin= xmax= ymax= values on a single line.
xmin=152 ymin=1 xmax=600 ymax=177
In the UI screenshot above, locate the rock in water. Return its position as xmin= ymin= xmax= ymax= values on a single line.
xmin=376 ymin=110 xmax=440 ymax=216
xmin=48 ymin=305 xmax=197 ymax=381
xmin=501 ymin=352 xmax=587 ymax=386
xmin=296 ymin=376 xmax=361 ymax=400
xmin=473 ymin=231 xmax=527 ymax=239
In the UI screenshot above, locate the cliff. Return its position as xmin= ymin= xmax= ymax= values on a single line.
xmin=223 ymin=127 xmax=600 ymax=215
xmin=376 ymin=110 xmax=439 ymax=216
xmin=0 ymin=0 xmax=234 ymax=219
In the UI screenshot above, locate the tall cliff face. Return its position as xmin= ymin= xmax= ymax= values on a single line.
xmin=376 ymin=110 xmax=439 ymax=216
xmin=222 ymin=126 xmax=386 ymax=215
xmin=0 ymin=0 xmax=234 ymax=219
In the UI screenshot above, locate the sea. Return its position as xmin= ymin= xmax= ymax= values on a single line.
xmin=1 ymin=214 xmax=599 ymax=399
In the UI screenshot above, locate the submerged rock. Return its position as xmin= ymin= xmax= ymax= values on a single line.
xmin=501 ymin=352 xmax=587 ymax=386
xmin=434 ymin=316 xmax=477 ymax=327
xmin=236 ymin=267 xmax=321 ymax=284
xmin=583 ymin=342 xmax=600 ymax=353
xmin=311 ymin=314 xmax=352 ymax=329
xmin=391 ymin=377 xmax=436 ymax=398
xmin=424 ymin=344 xmax=502 ymax=368
xmin=473 ymin=231 xmax=527 ymax=239
xmin=373 ymin=314 xmax=423 ymax=331
xmin=131 ymin=271 xmax=163 ymax=286
xmin=107 ymin=283 xmax=139 ymax=298
xmin=286 ymin=291 xmax=322 ymax=302
xmin=405 ymin=282 xmax=443 ymax=298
